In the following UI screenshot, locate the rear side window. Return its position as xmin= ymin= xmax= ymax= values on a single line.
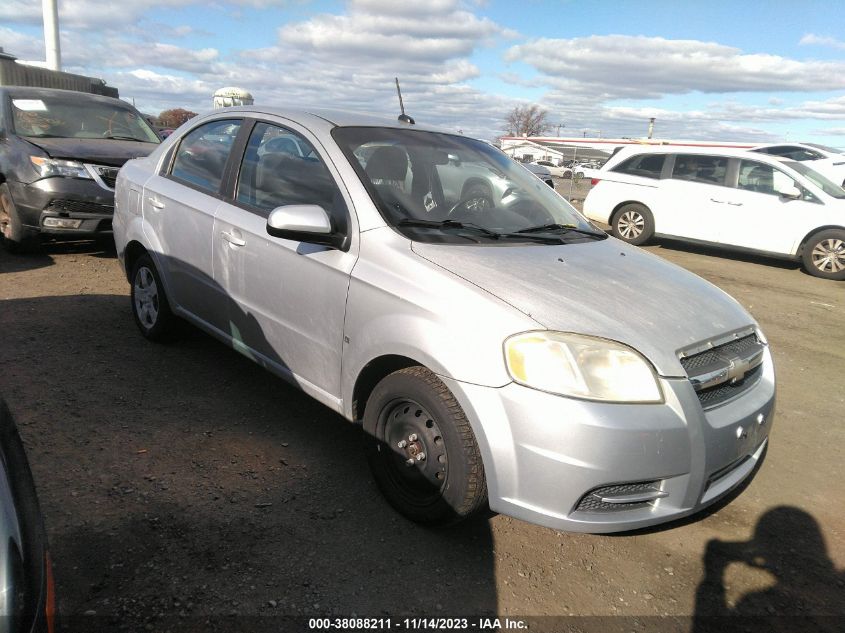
xmin=170 ymin=119 xmax=242 ymax=194
xmin=672 ymin=154 xmax=728 ymax=185
xmin=612 ymin=153 xmax=666 ymax=179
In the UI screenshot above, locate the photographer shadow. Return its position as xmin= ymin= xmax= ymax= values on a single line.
xmin=693 ymin=506 xmax=844 ymax=633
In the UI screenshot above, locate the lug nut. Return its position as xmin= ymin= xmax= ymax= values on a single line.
xmin=405 ymin=458 xmax=415 ymax=467
xmin=408 ymin=433 xmax=418 ymax=442
xmin=416 ymin=452 xmax=426 ymax=461
xmin=397 ymin=440 xmax=408 ymax=449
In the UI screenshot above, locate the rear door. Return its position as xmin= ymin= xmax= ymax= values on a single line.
xmin=212 ymin=119 xmax=357 ymax=401
xmin=658 ymin=153 xmax=730 ymax=241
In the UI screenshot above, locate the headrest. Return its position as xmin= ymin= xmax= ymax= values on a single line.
xmin=365 ymin=146 xmax=408 ymax=182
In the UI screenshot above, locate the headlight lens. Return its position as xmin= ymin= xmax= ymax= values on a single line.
xmin=30 ymin=156 xmax=91 ymax=179
xmin=504 ymin=331 xmax=663 ymax=403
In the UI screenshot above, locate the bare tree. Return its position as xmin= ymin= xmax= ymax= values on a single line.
xmin=504 ymin=104 xmax=551 ymax=137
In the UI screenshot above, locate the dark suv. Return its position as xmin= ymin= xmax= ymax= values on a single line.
xmin=0 ymin=86 xmax=160 ymax=251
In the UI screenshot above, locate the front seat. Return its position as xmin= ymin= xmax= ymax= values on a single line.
xmin=365 ymin=146 xmax=409 ymax=191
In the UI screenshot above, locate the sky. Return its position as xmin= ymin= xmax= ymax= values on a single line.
xmin=2 ymin=0 xmax=845 ymax=144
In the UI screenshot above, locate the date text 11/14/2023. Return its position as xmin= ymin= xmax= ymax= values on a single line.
xmin=308 ymin=617 xmax=528 ymax=630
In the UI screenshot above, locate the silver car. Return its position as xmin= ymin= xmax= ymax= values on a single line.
xmin=113 ymin=107 xmax=775 ymax=532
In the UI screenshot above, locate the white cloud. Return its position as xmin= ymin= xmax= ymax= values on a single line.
xmin=506 ymin=35 xmax=845 ymax=99
xmin=799 ymin=34 xmax=845 ymax=50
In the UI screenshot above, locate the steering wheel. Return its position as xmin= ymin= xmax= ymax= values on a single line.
xmin=447 ymin=186 xmax=494 ymax=217
xmin=103 ymin=124 xmax=134 ymax=138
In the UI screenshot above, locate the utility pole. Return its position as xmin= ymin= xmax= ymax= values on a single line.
xmin=555 ymin=123 xmax=564 ymax=136
xmin=42 ymin=0 xmax=61 ymax=71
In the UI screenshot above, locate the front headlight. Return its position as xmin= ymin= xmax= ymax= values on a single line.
xmin=504 ymin=331 xmax=663 ymax=403
xmin=30 ymin=156 xmax=92 ymax=180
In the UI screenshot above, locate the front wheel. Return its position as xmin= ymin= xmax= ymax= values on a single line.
xmin=130 ymin=253 xmax=177 ymax=340
xmin=611 ymin=203 xmax=654 ymax=245
xmin=363 ymin=367 xmax=487 ymax=526
xmin=0 ymin=183 xmax=36 ymax=253
xmin=802 ymin=230 xmax=845 ymax=280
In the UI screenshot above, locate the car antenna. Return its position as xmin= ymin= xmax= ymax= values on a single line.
xmin=395 ymin=77 xmax=415 ymax=125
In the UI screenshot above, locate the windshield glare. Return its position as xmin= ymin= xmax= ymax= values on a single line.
xmin=334 ymin=127 xmax=593 ymax=243
xmin=786 ymin=161 xmax=845 ymax=199
xmin=11 ymin=96 xmax=160 ymax=143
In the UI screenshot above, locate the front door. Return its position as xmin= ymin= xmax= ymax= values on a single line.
xmin=212 ymin=120 xmax=357 ymax=400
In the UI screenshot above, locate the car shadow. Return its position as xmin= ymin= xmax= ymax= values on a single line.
xmin=648 ymin=238 xmax=802 ymax=272
xmin=0 ymin=288 xmax=499 ymax=630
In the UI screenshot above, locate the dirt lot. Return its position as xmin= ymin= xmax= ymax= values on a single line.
xmin=1 ymin=219 xmax=843 ymax=631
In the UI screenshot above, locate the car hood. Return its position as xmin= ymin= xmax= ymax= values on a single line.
xmin=24 ymin=137 xmax=158 ymax=166
xmin=411 ymin=238 xmax=756 ymax=376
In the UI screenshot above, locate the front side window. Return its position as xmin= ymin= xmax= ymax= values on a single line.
xmin=737 ymin=160 xmax=817 ymax=201
xmin=672 ymin=154 xmax=728 ymax=185
xmin=784 ymin=161 xmax=845 ymax=199
xmin=236 ymin=122 xmax=346 ymax=224
xmin=612 ymin=153 xmax=666 ymax=179
xmin=333 ymin=127 xmax=602 ymax=245
xmin=11 ymin=96 xmax=159 ymax=143
xmin=170 ymin=119 xmax=242 ymax=194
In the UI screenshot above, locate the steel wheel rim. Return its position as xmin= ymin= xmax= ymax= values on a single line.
xmin=134 ymin=266 xmax=159 ymax=329
xmin=618 ymin=210 xmax=645 ymax=239
xmin=377 ymin=398 xmax=448 ymax=504
xmin=811 ymin=238 xmax=845 ymax=273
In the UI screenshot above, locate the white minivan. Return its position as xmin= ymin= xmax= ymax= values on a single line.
xmin=583 ymin=146 xmax=845 ymax=280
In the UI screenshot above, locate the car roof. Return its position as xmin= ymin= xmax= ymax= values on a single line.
xmin=203 ymin=105 xmax=451 ymax=134
xmin=0 ymin=86 xmax=131 ymax=107
xmin=605 ymin=143 xmax=798 ymax=163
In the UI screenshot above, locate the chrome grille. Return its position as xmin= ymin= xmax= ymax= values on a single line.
xmin=680 ymin=333 xmax=765 ymax=409
xmin=84 ymin=163 xmax=120 ymax=191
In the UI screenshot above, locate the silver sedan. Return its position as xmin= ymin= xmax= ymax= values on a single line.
xmin=113 ymin=107 xmax=775 ymax=532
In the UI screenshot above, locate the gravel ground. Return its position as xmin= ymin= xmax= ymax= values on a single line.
xmin=0 ymin=210 xmax=843 ymax=632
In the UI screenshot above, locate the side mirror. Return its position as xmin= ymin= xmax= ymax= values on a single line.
xmin=777 ymin=185 xmax=801 ymax=200
xmin=266 ymin=204 xmax=341 ymax=248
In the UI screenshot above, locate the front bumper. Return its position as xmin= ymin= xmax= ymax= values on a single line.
xmin=442 ymin=346 xmax=775 ymax=533
xmin=8 ymin=177 xmax=115 ymax=236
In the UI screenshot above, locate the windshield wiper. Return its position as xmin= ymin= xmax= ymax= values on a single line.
xmin=102 ymin=134 xmax=147 ymax=141
xmin=398 ymin=219 xmax=562 ymax=243
xmin=516 ymin=223 xmax=606 ymax=239
xmin=398 ymin=218 xmax=501 ymax=238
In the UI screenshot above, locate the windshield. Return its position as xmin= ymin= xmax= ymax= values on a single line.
xmin=804 ymin=143 xmax=845 ymax=154
xmin=785 ymin=161 xmax=845 ymax=199
xmin=333 ymin=126 xmax=599 ymax=245
xmin=11 ymin=96 xmax=160 ymax=143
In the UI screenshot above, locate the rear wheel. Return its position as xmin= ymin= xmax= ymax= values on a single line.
xmin=363 ymin=366 xmax=487 ymax=526
xmin=802 ymin=229 xmax=845 ymax=280
xmin=612 ymin=203 xmax=654 ymax=246
xmin=130 ymin=253 xmax=177 ymax=340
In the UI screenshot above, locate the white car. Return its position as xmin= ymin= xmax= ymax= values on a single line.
xmin=751 ymin=142 xmax=845 ymax=187
xmin=583 ymin=146 xmax=845 ymax=280
xmin=532 ymin=160 xmax=571 ymax=179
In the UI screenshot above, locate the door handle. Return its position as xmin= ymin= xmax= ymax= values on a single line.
xmin=221 ymin=230 xmax=246 ymax=247
xmin=709 ymin=198 xmax=726 ymax=204
xmin=147 ymin=197 xmax=165 ymax=210
xmin=727 ymin=201 xmax=744 ymax=206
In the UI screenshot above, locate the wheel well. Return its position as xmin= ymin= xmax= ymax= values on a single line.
xmin=123 ymin=241 xmax=149 ymax=282
xmin=609 ymin=201 xmax=650 ymax=226
xmin=797 ymin=225 xmax=845 ymax=256
xmin=352 ymin=355 xmax=422 ymax=422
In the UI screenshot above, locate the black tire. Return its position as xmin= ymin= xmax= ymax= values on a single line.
xmin=801 ymin=229 xmax=845 ymax=280
xmin=611 ymin=202 xmax=654 ymax=245
xmin=363 ymin=366 xmax=487 ymax=526
xmin=130 ymin=253 xmax=177 ymax=341
xmin=0 ymin=183 xmax=37 ymax=253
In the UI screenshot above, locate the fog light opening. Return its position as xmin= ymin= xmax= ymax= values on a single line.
xmin=43 ymin=217 xmax=83 ymax=229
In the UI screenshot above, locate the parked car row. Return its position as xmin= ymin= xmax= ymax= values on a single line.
xmin=113 ymin=106 xmax=775 ymax=533
xmin=583 ymin=145 xmax=845 ymax=280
